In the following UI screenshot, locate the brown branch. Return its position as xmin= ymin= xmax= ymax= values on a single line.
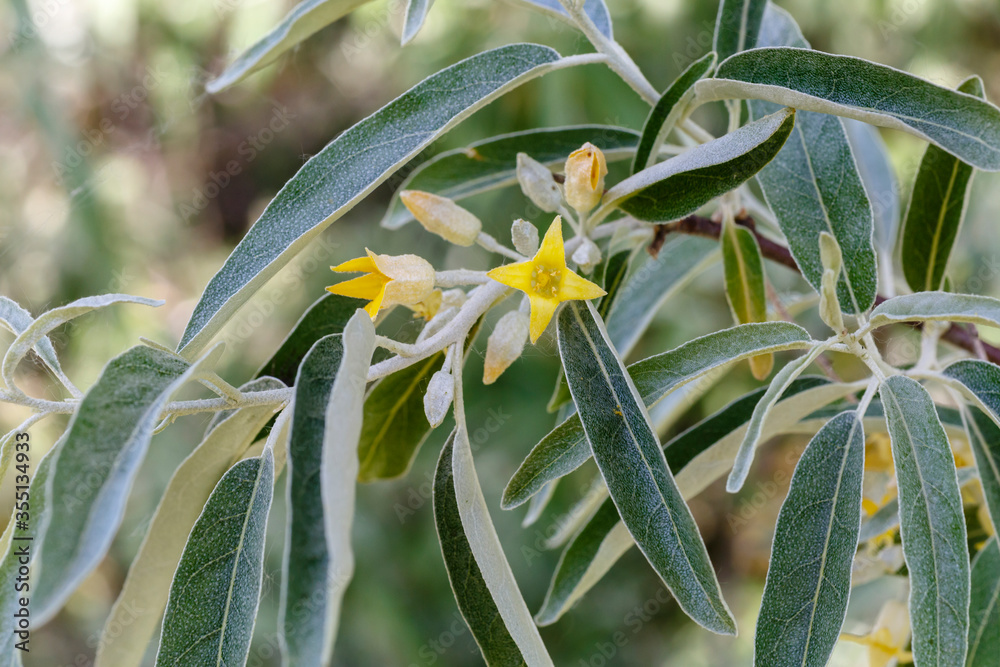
xmin=652 ymin=214 xmax=1000 ymax=366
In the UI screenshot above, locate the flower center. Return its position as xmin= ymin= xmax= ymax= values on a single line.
xmin=531 ymin=264 xmax=561 ymax=298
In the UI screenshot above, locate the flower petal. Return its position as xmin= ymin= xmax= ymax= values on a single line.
xmin=527 ymin=295 xmax=559 ymax=343
xmin=332 ymin=254 xmax=378 ymax=273
xmin=363 ymin=284 xmax=387 ymax=319
xmin=534 ymin=216 xmax=567 ymax=270
xmin=487 ymin=260 xmax=535 ymax=292
xmin=326 ymin=273 xmax=388 ymax=300
xmin=559 ymin=269 xmax=606 ymax=301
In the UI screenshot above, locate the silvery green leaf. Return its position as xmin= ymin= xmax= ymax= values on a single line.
xmin=901 ymin=76 xmax=983 ymax=292
xmin=754 ymin=411 xmax=864 ymax=667
xmin=713 ymin=0 xmax=767 ymax=62
xmin=508 ymin=0 xmax=613 ymax=39
xmin=606 ymin=235 xmax=717 ymax=357
xmin=694 ymin=47 xmax=1000 ymax=171
xmin=843 ymin=119 xmax=900 ymax=260
xmin=402 ymin=0 xmax=435 ymax=44
xmin=722 ymin=223 xmax=768 ymax=326
xmin=206 ymin=0 xmax=374 ymax=92
xmin=959 ymin=405 xmax=1000 ymax=535
xmin=381 ymin=125 xmax=638 ymax=229
xmin=1 ymin=293 xmax=162 ymax=390
xmin=257 ymin=293 xmax=365 ymax=384
xmin=433 ymin=432 xmax=527 ymax=666
xmin=536 ymin=377 xmax=851 ymax=624
xmin=755 ymin=3 xmax=806 ymax=49
xmin=96 ymin=377 xmax=285 ymax=667
xmin=155 ymin=451 xmax=274 ymax=666
xmin=943 ymin=359 xmax=1000 ymax=427
xmin=502 ymin=321 xmax=814 ymax=509
xmin=522 ymin=479 xmax=558 ymax=528
xmin=557 ymin=302 xmax=736 ymax=635
xmin=968 ymin=537 xmax=1000 ymax=667
xmin=749 ymin=8 xmax=877 ymax=314
xmin=595 ymin=248 xmax=631 ymax=321
xmin=0 ymin=296 xmax=74 ymax=395
xmin=866 ymin=292 xmax=1000 ymax=332
xmin=180 ymin=44 xmax=592 ymax=356
xmin=599 ymin=107 xmax=796 ymax=222
xmin=631 ymin=52 xmax=716 ymax=174
xmin=880 ymin=375 xmax=969 ymax=667
xmin=32 ymin=344 xmax=224 ymax=623
xmin=280 ymin=315 xmax=375 ymax=665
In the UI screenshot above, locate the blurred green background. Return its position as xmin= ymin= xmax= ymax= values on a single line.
xmin=1 ymin=0 xmax=999 ymax=664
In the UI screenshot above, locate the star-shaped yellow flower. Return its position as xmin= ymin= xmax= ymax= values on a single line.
xmin=327 ymin=249 xmax=435 ymax=320
xmin=487 ymin=216 xmax=605 ymax=343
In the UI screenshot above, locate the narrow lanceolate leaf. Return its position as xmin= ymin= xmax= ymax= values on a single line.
xmin=434 ymin=433 xmax=526 ymax=665
xmin=960 ymin=406 xmax=1000 ymax=535
xmin=599 ymin=107 xmax=795 ymax=223
xmin=207 ymin=0 xmax=374 ymax=92
xmin=381 ymin=125 xmax=638 ymax=229
xmin=96 ymin=377 xmax=285 ymax=667
xmin=319 ymin=313 xmax=376 ymax=656
xmin=1 ymin=293 xmax=162 ymax=388
xmin=558 ymin=301 xmax=736 ymax=635
xmin=180 ymin=44 xmax=588 ymax=356
xmin=901 ymin=76 xmax=983 ymax=292
xmin=866 ymin=292 xmax=1000 ymax=332
xmin=694 ymin=47 xmax=1000 ymax=171
xmin=605 ymin=235 xmax=716 ymax=357
xmin=755 ymin=411 xmax=865 ymax=667
xmin=0 ymin=296 xmax=73 ymax=393
xmin=596 ymin=249 xmax=631 ymax=321
xmin=843 ymin=119 xmax=900 ymax=261
xmin=502 ymin=321 xmax=814 ymax=508
xmin=402 ymin=0 xmax=435 ymax=44
xmin=713 ymin=0 xmax=767 ymax=62
xmin=749 ymin=7 xmax=877 ymax=313
xmin=632 ymin=52 xmax=716 ymax=174
xmin=968 ymin=538 xmax=1000 ymax=667
xmin=721 ymin=223 xmax=771 ymax=378
xmin=257 ymin=293 xmax=365 ymax=384
xmin=508 ymin=0 xmax=613 ymax=39
xmin=155 ymin=452 xmax=274 ymax=666
xmin=31 ymin=345 xmax=224 ymax=623
xmin=881 ymin=375 xmax=969 ymax=667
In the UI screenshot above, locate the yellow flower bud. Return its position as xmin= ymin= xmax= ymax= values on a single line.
xmin=483 ymin=310 xmax=530 ymax=384
xmin=327 ymin=250 xmax=435 ymax=319
xmin=563 ymin=142 xmax=607 ymax=214
xmin=400 ymin=190 xmax=482 ymax=246
xmin=423 ymin=369 xmax=454 ymax=427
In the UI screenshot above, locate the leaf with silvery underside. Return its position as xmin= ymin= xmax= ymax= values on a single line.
xmin=943 ymin=359 xmax=1000 ymax=427
xmin=95 ymin=376 xmax=285 ymax=667
xmin=402 ymin=0 xmax=435 ymax=45
xmin=31 ymin=344 xmax=225 ymax=624
xmin=843 ymin=119 xmax=900 ymax=260
xmin=866 ymin=292 xmax=1000 ymax=333
xmin=154 ymin=451 xmax=274 ymax=667
xmin=179 ymin=44 xmax=597 ymax=357
xmin=713 ymin=0 xmax=767 ymax=62
xmin=256 ymin=293 xmax=366 ymax=384
xmin=881 ymin=375 xmax=969 ymax=667
xmin=631 ymin=52 xmax=716 ymax=174
xmin=968 ymin=537 xmax=1000 ymax=667
xmin=693 ymin=47 xmax=1000 ymax=171
xmin=749 ymin=6 xmax=877 ymax=314
xmin=557 ymin=301 xmax=736 ymax=635
xmin=0 ymin=296 xmax=74 ymax=394
xmin=599 ymin=107 xmax=796 ymax=223
xmin=535 ymin=377 xmax=850 ymax=624
xmin=381 ymin=125 xmax=638 ymax=229
xmin=502 ymin=321 xmax=814 ymax=509
xmin=508 ymin=0 xmax=613 ymax=39
xmin=958 ymin=404 xmax=1000 ymax=536
xmin=1 ymin=293 xmax=162 ymax=389
xmin=434 ymin=433 xmax=527 ymax=666
xmin=901 ymin=76 xmax=983 ymax=292
xmin=754 ymin=411 xmax=864 ymax=667
xmin=207 ymin=0 xmax=374 ymax=92
xmin=605 ymin=235 xmax=716 ymax=358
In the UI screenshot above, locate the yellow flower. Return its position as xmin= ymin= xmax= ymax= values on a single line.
xmin=841 ymin=599 xmax=912 ymax=667
xmin=564 ymin=142 xmax=607 ymax=214
xmin=327 ymin=249 xmax=435 ymax=320
xmin=487 ymin=216 xmax=605 ymax=343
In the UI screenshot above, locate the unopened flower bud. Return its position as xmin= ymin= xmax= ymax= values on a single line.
xmin=400 ymin=190 xmax=481 ymax=246
xmin=423 ymin=369 xmax=454 ymax=427
xmin=564 ymin=143 xmax=607 ymax=214
xmin=571 ymin=238 xmax=601 ymax=272
xmin=511 ymin=219 xmax=539 ymax=256
xmin=483 ymin=311 xmax=530 ymax=385
xmin=516 ymin=153 xmax=562 ymax=213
